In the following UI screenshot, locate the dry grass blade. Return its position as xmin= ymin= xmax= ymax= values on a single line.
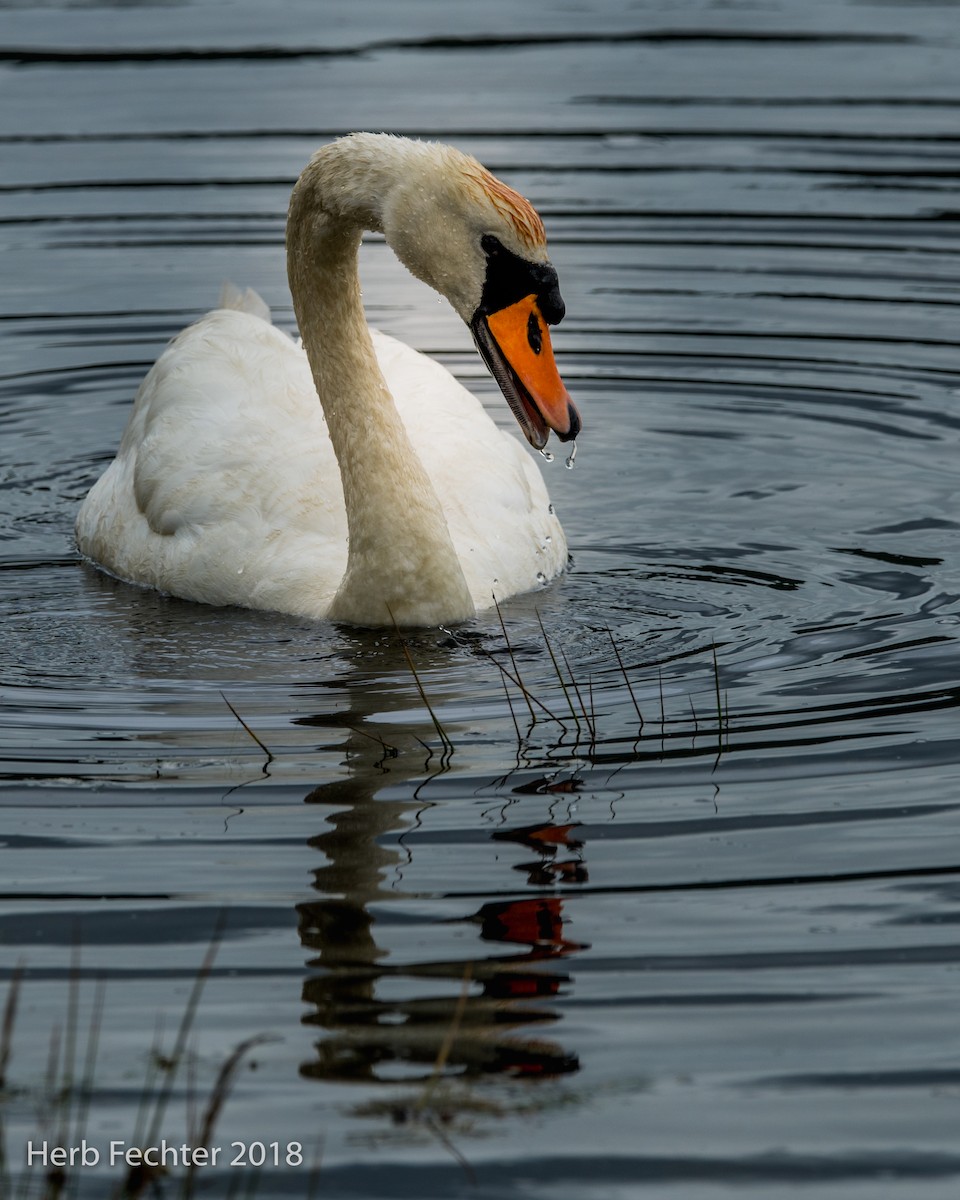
xmin=0 ymin=961 xmax=24 ymax=1090
xmin=607 ymin=628 xmax=643 ymax=731
xmin=537 ymin=609 xmax=580 ymax=730
xmin=56 ymin=934 xmax=82 ymax=1151
xmin=712 ymin=644 xmax=724 ymax=769
xmin=423 ymin=1114 xmax=476 ymax=1185
xmin=486 ymin=653 xmax=566 ymax=729
xmin=306 ymin=1137 xmax=326 ymax=1200
xmin=129 ymin=1014 xmax=165 ymax=1160
xmin=69 ymin=975 xmax=106 ymax=1187
xmin=499 ymin=664 xmax=522 ymax=745
xmin=0 ymin=962 xmax=25 ymax=1191
xmin=399 ymin=639 xmax=454 ymax=753
xmin=388 ymin=608 xmax=455 ymax=753
xmin=43 ymin=1023 xmax=62 ymax=1125
xmin=712 ymin=645 xmax=723 ymax=725
xmin=493 ymin=594 xmax=536 ymax=725
xmin=419 ymin=962 xmax=473 ymax=1109
xmin=183 ymin=1034 xmax=278 ymax=1199
xmin=347 ymin=725 xmax=398 ymax=760
xmin=221 ymin=691 xmax=274 ymax=767
xmin=560 ymin=648 xmax=595 ymax=739
xmin=416 ymin=963 xmax=477 ymax=1183
xmin=143 ymin=913 xmax=226 ymax=1149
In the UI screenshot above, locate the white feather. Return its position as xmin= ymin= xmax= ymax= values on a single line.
xmin=76 ymin=135 xmax=570 ymax=627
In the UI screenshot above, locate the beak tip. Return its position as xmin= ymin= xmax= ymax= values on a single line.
xmin=555 ymin=400 xmax=581 ymax=443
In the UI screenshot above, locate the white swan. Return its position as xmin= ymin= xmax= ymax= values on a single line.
xmin=76 ymin=133 xmax=580 ymax=627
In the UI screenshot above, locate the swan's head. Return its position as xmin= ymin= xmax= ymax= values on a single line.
xmin=381 ymin=142 xmax=581 ymax=450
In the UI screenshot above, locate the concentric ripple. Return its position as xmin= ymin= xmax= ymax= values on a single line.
xmin=3 ymin=3 xmax=960 ymax=1196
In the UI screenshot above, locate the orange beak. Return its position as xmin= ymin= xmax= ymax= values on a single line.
xmin=472 ymin=294 xmax=580 ymax=450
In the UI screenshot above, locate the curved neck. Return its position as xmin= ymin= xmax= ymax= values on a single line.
xmin=286 ymin=142 xmax=475 ymax=627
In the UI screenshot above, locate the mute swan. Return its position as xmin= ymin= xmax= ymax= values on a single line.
xmin=76 ymin=133 xmax=580 ymax=627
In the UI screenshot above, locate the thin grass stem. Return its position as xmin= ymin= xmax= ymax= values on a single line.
xmin=607 ymin=629 xmax=643 ymax=731
xmin=346 ymin=725 xmax=398 ymax=766
xmin=492 ymin=595 xmax=536 ymax=725
xmin=399 ymin=640 xmax=454 ymax=752
xmin=306 ymin=1137 xmax=326 ymax=1200
xmin=711 ymin=644 xmax=725 ymax=769
xmin=414 ymin=963 xmax=478 ymax=1183
xmin=424 ymin=1115 xmax=477 ymax=1184
xmin=560 ymin=648 xmax=595 ymax=739
xmin=57 ymin=934 xmax=82 ymax=1149
xmin=388 ymin=607 xmax=455 ymax=752
xmin=221 ymin=691 xmax=274 ymax=766
xmin=184 ymin=1034 xmax=275 ymax=1199
xmin=144 ymin=912 xmax=225 ymax=1148
xmin=0 ymin=962 xmax=22 ymax=1190
xmin=499 ymin=665 xmax=521 ymax=745
xmin=419 ymin=962 xmax=473 ymax=1110
xmin=130 ymin=1013 xmax=165 ymax=1153
xmin=68 ymin=976 xmax=105 ymax=1200
xmin=486 ymin=654 xmax=565 ymax=728
xmin=537 ymin=610 xmax=581 ymax=730
xmin=0 ymin=961 xmax=24 ymax=1090
xmin=43 ymin=1023 xmax=62 ymax=1138
xmin=712 ymin=645 xmax=722 ymax=724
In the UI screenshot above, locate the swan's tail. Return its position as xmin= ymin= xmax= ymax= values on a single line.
xmin=217 ymin=282 xmax=272 ymax=324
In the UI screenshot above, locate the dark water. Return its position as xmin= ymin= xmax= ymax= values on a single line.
xmin=3 ymin=1 xmax=960 ymax=1196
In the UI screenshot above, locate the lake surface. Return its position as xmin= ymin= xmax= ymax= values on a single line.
xmin=3 ymin=1 xmax=960 ymax=1196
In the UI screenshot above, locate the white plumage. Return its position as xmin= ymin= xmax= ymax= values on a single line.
xmin=76 ymin=134 xmax=577 ymax=627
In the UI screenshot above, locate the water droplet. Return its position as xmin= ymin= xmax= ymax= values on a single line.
xmin=545 ymin=535 xmax=552 ymax=543
xmin=536 ymin=572 xmax=547 ymax=585
xmin=548 ymin=503 xmax=555 ymax=515
xmin=565 ymin=442 xmax=578 ymax=470
xmin=539 ymin=448 xmax=554 ymax=462
xmin=237 ymin=567 xmax=244 ymax=575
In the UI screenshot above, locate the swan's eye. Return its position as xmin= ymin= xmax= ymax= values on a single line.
xmin=527 ymin=310 xmax=542 ymax=354
xmin=477 ymin=235 xmax=565 ymax=327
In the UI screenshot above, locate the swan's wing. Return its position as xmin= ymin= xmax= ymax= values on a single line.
xmin=217 ymin=282 xmax=272 ymax=323
xmin=125 ymin=313 xmax=338 ymax=537
xmin=77 ymin=309 xmax=347 ymax=614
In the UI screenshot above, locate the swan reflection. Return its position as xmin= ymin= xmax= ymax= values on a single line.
xmin=295 ymin=725 xmax=584 ymax=1087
